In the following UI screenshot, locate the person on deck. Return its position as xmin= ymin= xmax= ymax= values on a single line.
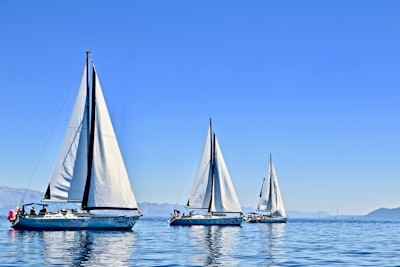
xmin=30 ymin=207 xmax=36 ymax=215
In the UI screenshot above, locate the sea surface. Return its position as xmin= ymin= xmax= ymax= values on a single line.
xmin=0 ymin=217 xmax=399 ymax=266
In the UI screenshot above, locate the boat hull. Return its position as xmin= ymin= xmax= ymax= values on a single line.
xmin=169 ymin=214 xmax=243 ymax=226
xmin=12 ymin=213 xmax=140 ymax=230
xmin=245 ymin=216 xmax=287 ymax=224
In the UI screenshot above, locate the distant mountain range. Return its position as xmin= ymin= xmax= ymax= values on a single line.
xmin=363 ymin=207 xmax=400 ymax=220
xmin=1 ymin=186 xmax=399 ymax=220
xmin=0 ymin=186 xmax=43 ymax=213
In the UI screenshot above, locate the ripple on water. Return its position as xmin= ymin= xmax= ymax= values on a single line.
xmin=0 ymin=218 xmax=399 ymax=266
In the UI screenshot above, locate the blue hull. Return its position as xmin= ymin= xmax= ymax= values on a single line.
xmin=12 ymin=214 xmax=140 ymax=231
xmin=169 ymin=215 xmax=242 ymax=226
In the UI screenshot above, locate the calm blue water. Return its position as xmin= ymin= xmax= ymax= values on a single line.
xmin=0 ymin=217 xmax=399 ymax=266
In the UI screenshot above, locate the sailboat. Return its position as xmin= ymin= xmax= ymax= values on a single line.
xmin=245 ymin=154 xmax=287 ymax=223
xmin=169 ymin=119 xmax=243 ymax=226
xmin=8 ymin=52 xmax=141 ymax=230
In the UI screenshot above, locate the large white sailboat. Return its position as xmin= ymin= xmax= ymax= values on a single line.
xmin=169 ymin=119 xmax=243 ymax=226
xmin=8 ymin=52 xmax=141 ymax=230
xmin=245 ymin=154 xmax=287 ymax=223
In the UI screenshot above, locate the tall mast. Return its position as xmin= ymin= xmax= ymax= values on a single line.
xmin=268 ymin=153 xmax=274 ymax=212
xmin=209 ymin=118 xmax=213 ymax=163
xmin=269 ymin=153 xmax=272 ymax=167
xmin=208 ymin=118 xmax=215 ymax=212
xmin=86 ymin=51 xmax=91 ymax=152
xmin=82 ymin=51 xmax=95 ymax=210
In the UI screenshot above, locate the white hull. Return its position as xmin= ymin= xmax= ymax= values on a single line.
xmin=169 ymin=214 xmax=243 ymax=226
xmin=12 ymin=211 xmax=140 ymax=230
xmin=244 ymin=215 xmax=287 ymax=224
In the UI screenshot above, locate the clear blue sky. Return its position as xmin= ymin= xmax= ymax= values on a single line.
xmin=1 ymin=1 xmax=399 ymax=215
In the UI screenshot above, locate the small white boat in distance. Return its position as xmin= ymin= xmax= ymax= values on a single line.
xmin=8 ymin=52 xmax=141 ymax=230
xmin=245 ymin=154 xmax=287 ymax=223
xmin=169 ymin=119 xmax=243 ymax=226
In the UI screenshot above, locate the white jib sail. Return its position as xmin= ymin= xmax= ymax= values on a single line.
xmin=210 ymin=137 xmax=242 ymax=213
xmin=45 ymin=65 xmax=89 ymax=202
xmin=186 ymin=124 xmax=212 ymax=209
xmin=258 ymin=155 xmax=286 ymax=217
xmin=86 ymin=66 xmax=138 ymax=209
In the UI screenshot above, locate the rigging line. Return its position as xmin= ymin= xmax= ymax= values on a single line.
xmin=21 ymin=57 xmax=86 ymax=203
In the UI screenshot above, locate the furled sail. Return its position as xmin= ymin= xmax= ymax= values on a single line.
xmin=258 ymin=154 xmax=286 ymax=217
xmin=83 ymin=66 xmax=138 ymax=210
xmin=43 ymin=65 xmax=89 ymax=202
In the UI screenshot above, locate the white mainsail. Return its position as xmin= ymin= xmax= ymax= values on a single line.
xmin=85 ymin=66 xmax=138 ymax=210
xmin=210 ymin=137 xmax=242 ymax=213
xmin=10 ymin=52 xmax=141 ymax=231
xmin=44 ymin=65 xmax=89 ymax=202
xmin=186 ymin=120 xmax=242 ymax=213
xmin=258 ymin=154 xmax=286 ymax=217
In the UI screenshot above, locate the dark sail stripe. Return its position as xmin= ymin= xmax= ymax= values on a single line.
xmin=81 ymin=53 xmax=95 ymax=210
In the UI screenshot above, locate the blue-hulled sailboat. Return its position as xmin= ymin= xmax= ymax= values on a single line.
xmin=169 ymin=119 xmax=243 ymax=226
xmin=9 ymin=52 xmax=141 ymax=230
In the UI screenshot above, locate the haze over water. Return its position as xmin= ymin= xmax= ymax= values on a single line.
xmin=1 ymin=217 xmax=399 ymax=266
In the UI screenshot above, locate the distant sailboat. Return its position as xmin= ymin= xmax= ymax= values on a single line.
xmin=245 ymin=154 xmax=287 ymax=223
xmin=8 ymin=52 xmax=141 ymax=230
xmin=169 ymin=119 xmax=243 ymax=226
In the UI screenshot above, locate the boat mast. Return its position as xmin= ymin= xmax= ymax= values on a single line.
xmin=208 ymin=118 xmax=215 ymax=212
xmin=86 ymin=51 xmax=90 ymax=152
xmin=81 ymin=51 xmax=95 ymax=211
xmin=268 ymin=153 xmax=274 ymax=213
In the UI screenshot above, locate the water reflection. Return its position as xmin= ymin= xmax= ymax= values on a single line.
xmin=259 ymin=223 xmax=286 ymax=266
xmin=188 ymin=226 xmax=240 ymax=267
xmin=3 ymin=219 xmax=400 ymax=266
xmin=7 ymin=230 xmax=136 ymax=266
xmin=41 ymin=231 xmax=91 ymax=265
